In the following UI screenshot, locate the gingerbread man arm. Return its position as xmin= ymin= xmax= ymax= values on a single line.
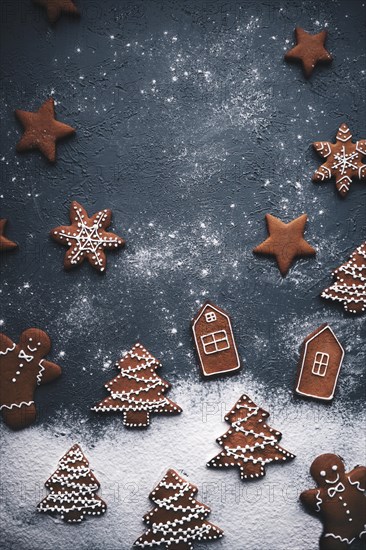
xmin=348 ymin=466 xmax=366 ymax=491
xmin=39 ymin=360 xmax=62 ymax=384
xmin=0 ymin=333 xmax=16 ymax=355
xmin=301 ymin=488 xmax=323 ymax=513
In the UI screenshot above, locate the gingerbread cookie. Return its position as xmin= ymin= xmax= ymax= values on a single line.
xmin=295 ymin=323 xmax=344 ymax=401
xmin=92 ymin=343 xmax=182 ymax=427
xmin=38 ymin=444 xmax=107 ymax=523
xmin=207 ymin=394 xmax=295 ymax=480
xmin=301 ymin=454 xmax=366 ymax=549
xmin=312 ymin=123 xmax=366 ymax=197
xmin=253 ymin=213 xmax=316 ymax=276
xmin=0 ymin=219 xmax=17 ymax=252
xmin=322 ymin=241 xmax=366 ymax=315
xmin=15 ymin=98 xmax=75 ymax=163
xmin=192 ymin=301 xmax=241 ymax=377
xmin=50 ymin=201 xmax=125 ymax=272
xmin=285 ymin=27 xmax=332 ymax=78
xmin=134 ymin=469 xmax=224 ymax=548
xmin=33 ymin=0 xmax=80 ymax=24
xmin=0 ymin=329 xmax=61 ymax=429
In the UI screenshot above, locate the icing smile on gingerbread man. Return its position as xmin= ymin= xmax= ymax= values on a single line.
xmin=321 ymin=466 xmax=340 ymax=485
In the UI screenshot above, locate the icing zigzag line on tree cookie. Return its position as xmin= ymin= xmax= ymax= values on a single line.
xmin=207 ymin=394 xmax=295 ymax=480
xmin=134 ymin=469 xmax=224 ymax=548
xmin=322 ymin=241 xmax=366 ymax=314
xmin=92 ymin=343 xmax=182 ymax=427
xmin=37 ymin=444 xmax=106 ymax=523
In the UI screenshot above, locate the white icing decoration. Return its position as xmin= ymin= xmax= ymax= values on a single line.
xmin=92 ymin=343 xmax=181 ymax=427
xmin=135 ymin=470 xmax=223 ymax=547
xmin=192 ymin=302 xmax=240 ymax=377
xmin=313 ymin=124 xmax=366 ymax=195
xmin=18 ymin=349 xmax=34 ymax=362
xmin=315 ymin=490 xmax=322 ymax=512
xmin=36 ymin=360 xmax=45 ymax=385
xmin=53 ymin=204 xmax=123 ymax=271
xmin=322 ymin=242 xmax=366 ymax=314
xmin=348 ymin=476 xmax=365 ymax=492
xmin=207 ymin=395 xmax=295 ymax=479
xmin=38 ymin=445 xmax=106 ymax=523
xmin=296 ymin=324 xmax=344 ymax=401
xmin=0 ymin=400 xmax=34 ymax=411
xmin=324 ymin=533 xmax=356 ymax=544
xmin=0 ymin=342 xmax=16 ymax=355
xmin=327 ymin=482 xmax=345 ymax=498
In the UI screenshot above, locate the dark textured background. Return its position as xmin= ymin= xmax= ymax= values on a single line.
xmin=0 ymin=1 xmax=365 ymax=549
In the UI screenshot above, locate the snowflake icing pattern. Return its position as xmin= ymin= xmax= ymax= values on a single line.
xmin=312 ymin=123 xmax=366 ymax=196
xmin=51 ymin=201 xmax=125 ymax=272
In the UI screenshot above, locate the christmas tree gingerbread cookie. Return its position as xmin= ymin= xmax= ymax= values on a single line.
xmin=0 ymin=329 xmax=61 ymax=429
xmin=207 ymin=394 xmax=295 ymax=480
xmin=92 ymin=343 xmax=182 ymax=427
xmin=322 ymin=241 xmax=366 ymax=315
xmin=301 ymin=454 xmax=366 ymax=549
xmin=134 ymin=469 xmax=224 ymax=548
xmin=37 ymin=444 xmax=107 ymax=523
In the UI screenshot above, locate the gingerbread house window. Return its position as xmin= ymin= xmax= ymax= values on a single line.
xmin=312 ymin=352 xmax=330 ymax=377
xmin=201 ymin=330 xmax=230 ymax=355
xmin=205 ymin=312 xmax=217 ymax=323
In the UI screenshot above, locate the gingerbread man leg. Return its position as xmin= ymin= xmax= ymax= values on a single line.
xmin=2 ymin=403 xmax=36 ymax=430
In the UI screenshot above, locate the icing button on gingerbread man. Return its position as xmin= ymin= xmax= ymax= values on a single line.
xmin=0 ymin=329 xmax=62 ymax=429
xmin=301 ymin=453 xmax=366 ymax=549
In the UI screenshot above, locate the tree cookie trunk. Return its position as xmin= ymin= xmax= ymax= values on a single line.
xmin=123 ymin=409 xmax=149 ymax=427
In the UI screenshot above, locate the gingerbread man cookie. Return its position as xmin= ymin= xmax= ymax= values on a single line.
xmin=0 ymin=329 xmax=61 ymax=429
xmin=301 ymin=454 xmax=366 ymax=549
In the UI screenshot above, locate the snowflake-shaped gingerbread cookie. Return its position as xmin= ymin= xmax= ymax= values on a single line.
xmin=312 ymin=123 xmax=366 ymax=197
xmin=51 ymin=201 xmax=125 ymax=272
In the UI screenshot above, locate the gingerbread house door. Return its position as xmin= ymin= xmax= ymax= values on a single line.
xmin=192 ymin=301 xmax=241 ymax=377
xmin=295 ymin=324 xmax=344 ymax=401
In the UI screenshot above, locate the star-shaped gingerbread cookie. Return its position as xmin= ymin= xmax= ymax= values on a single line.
xmin=312 ymin=123 xmax=366 ymax=197
xmin=253 ymin=214 xmax=316 ymax=276
xmin=33 ymin=0 xmax=79 ymax=24
xmin=15 ymin=98 xmax=75 ymax=163
xmin=0 ymin=219 xmax=17 ymax=252
xmin=51 ymin=201 xmax=125 ymax=272
xmin=285 ymin=27 xmax=332 ymax=78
